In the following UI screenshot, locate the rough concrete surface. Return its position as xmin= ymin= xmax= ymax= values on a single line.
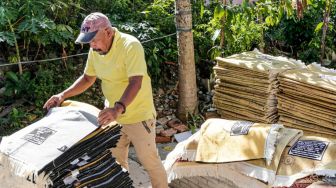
xmin=128 ymin=142 xmax=177 ymax=188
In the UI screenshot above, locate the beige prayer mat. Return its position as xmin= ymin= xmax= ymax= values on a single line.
xmin=196 ymin=118 xmax=282 ymax=164
xmin=164 ymin=119 xmax=303 ymax=186
xmin=273 ymin=136 xmax=336 ymax=187
xmin=215 ymin=49 xmax=306 ymax=73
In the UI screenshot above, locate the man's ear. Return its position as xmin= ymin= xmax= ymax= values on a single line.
xmin=106 ymin=27 xmax=114 ymax=38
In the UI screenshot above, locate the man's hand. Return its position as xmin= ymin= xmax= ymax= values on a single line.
xmin=98 ymin=105 xmax=123 ymax=127
xmin=43 ymin=93 xmax=65 ymax=110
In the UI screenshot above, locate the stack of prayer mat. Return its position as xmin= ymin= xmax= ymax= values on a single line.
xmin=164 ymin=118 xmax=336 ymax=187
xmin=213 ymin=49 xmax=305 ymax=123
xmin=42 ymin=126 xmax=133 ymax=188
xmin=0 ymin=101 xmax=133 ymax=188
xmin=277 ymin=66 xmax=336 ymax=136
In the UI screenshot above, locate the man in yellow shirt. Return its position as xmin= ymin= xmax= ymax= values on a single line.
xmin=44 ymin=12 xmax=168 ymax=188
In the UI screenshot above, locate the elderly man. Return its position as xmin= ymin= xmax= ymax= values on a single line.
xmin=44 ymin=12 xmax=168 ymax=188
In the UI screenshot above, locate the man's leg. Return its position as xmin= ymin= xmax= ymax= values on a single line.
xmin=123 ymin=119 xmax=168 ymax=188
xmin=111 ymin=126 xmax=131 ymax=170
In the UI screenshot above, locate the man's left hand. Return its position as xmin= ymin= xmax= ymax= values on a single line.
xmin=98 ymin=107 xmax=122 ymax=127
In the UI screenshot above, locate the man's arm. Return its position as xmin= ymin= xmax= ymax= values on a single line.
xmin=98 ymin=76 xmax=142 ymax=126
xmin=43 ymin=74 xmax=96 ymax=109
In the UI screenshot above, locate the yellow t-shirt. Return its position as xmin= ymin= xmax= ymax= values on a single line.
xmin=84 ymin=28 xmax=156 ymax=124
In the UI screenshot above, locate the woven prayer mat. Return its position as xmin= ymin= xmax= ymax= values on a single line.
xmin=0 ymin=107 xmax=99 ymax=178
xmin=279 ymin=69 xmax=336 ymax=93
xmin=273 ymin=136 xmax=336 ymax=187
xmin=215 ymin=50 xmax=305 ymax=73
xmin=164 ymin=119 xmax=303 ymax=185
xmin=195 ymin=119 xmax=282 ymax=164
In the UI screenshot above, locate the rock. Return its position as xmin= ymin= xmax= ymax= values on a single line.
xmin=166 ymin=115 xmax=176 ymax=120
xmin=154 ymin=98 xmax=160 ymax=104
xmin=155 ymin=125 xmax=165 ymax=135
xmin=158 ymin=88 xmax=165 ymax=96
xmin=157 ymin=117 xmax=170 ymax=126
xmin=162 ymin=110 xmax=172 ymax=116
xmin=160 ymin=128 xmax=177 ymax=137
xmin=169 ymin=100 xmax=177 ymax=108
xmin=0 ymin=87 xmax=5 ymax=96
xmin=155 ymin=136 xmax=171 ymax=143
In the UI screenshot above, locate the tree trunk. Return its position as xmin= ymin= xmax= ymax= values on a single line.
xmin=320 ymin=0 xmax=331 ymax=65
xmin=175 ymin=0 xmax=198 ymax=121
xmin=219 ymin=0 xmax=227 ymax=50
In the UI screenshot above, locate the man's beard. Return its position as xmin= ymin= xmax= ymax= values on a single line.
xmin=93 ymin=48 xmax=108 ymax=55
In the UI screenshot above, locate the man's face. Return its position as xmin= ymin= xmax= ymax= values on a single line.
xmin=89 ymin=28 xmax=113 ymax=55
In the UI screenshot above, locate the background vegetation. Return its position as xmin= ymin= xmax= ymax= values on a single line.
xmin=0 ymin=0 xmax=335 ymax=135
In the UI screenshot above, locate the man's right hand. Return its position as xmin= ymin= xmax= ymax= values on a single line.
xmin=43 ymin=93 xmax=65 ymax=110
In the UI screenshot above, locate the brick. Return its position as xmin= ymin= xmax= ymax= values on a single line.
xmin=167 ymin=118 xmax=182 ymax=128
xmin=157 ymin=117 xmax=170 ymax=126
xmin=155 ymin=136 xmax=171 ymax=143
xmin=173 ymin=124 xmax=189 ymax=133
xmin=160 ymin=128 xmax=177 ymax=137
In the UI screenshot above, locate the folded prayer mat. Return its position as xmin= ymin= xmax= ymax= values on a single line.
xmin=195 ymin=118 xmax=283 ymax=164
xmin=226 ymin=127 xmax=303 ymax=185
xmin=0 ymin=106 xmax=100 ymax=179
xmin=277 ymin=69 xmax=336 ymax=136
xmin=0 ymin=101 xmax=134 ymax=188
xmin=164 ymin=119 xmax=303 ymax=185
xmin=273 ymin=136 xmax=336 ymax=187
xmin=213 ymin=49 xmax=306 ymax=124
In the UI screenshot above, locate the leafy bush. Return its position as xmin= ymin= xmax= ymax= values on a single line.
xmin=3 ymin=71 xmax=34 ymax=101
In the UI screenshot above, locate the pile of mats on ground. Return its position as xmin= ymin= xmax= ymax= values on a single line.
xmin=213 ymin=49 xmax=305 ymax=124
xmin=277 ymin=63 xmax=336 ymax=136
xmin=0 ymin=102 xmax=133 ymax=188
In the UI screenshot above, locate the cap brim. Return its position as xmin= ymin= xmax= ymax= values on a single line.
xmin=75 ymin=31 xmax=98 ymax=44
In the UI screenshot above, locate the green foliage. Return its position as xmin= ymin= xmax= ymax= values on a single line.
xmin=265 ymin=0 xmax=336 ymax=64
xmin=192 ymin=0 xmax=265 ymax=59
xmin=186 ymin=112 xmax=204 ymax=134
xmin=0 ymin=107 xmax=27 ymax=135
xmin=4 ymin=71 xmax=34 ymax=100
xmin=2 ymin=0 xmax=336 ymax=135
xmin=8 ymin=107 xmax=26 ymax=128
xmin=116 ymin=0 xmax=177 ymax=85
xmin=32 ymin=68 xmax=58 ymax=107
xmin=0 ymin=0 xmax=79 ymax=62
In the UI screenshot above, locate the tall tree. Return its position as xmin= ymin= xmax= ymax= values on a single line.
xmin=175 ymin=0 xmax=198 ymax=121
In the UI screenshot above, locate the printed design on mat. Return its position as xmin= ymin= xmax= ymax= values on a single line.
xmin=57 ymin=145 xmax=69 ymax=152
xmin=230 ymin=121 xmax=254 ymax=136
xmin=22 ymin=127 xmax=57 ymax=145
xmin=288 ymin=140 xmax=329 ymax=161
